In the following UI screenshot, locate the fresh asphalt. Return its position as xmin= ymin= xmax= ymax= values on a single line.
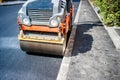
xmin=0 ymin=5 xmax=62 ymax=80
xmin=0 ymin=0 xmax=80 ymax=80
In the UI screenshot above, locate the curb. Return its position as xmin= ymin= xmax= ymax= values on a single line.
xmin=88 ymin=0 xmax=120 ymax=50
xmin=57 ymin=26 xmax=77 ymax=80
xmin=0 ymin=1 xmax=25 ymax=6
xmin=74 ymin=0 xmax=82 ymax=24
xmin=105 ymin=27 xmax=120 ymax=49
xmin=57 ymin=1 xmax=81 ymax=80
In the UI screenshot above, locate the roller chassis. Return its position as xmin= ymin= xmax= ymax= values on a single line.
xmin=18 ymin=0 xmax=74 ymax=56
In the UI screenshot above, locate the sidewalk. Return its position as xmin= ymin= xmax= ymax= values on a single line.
xmin=89 ymin=0 xmax=120 ymax=50
xmin=65 ymin=0 xmax=120 ymax=80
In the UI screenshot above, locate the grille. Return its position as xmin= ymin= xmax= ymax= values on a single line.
xmin=27 ymin=9 xmax=53 ymax=22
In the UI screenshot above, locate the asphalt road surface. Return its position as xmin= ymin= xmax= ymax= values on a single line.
xmin=0 ymin=0 xmax=80 ymax=79
xmin=0 ymin=5 xmax=62 ymax=80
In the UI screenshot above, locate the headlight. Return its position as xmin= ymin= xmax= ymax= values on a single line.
xmin=18 ymin=13 xmax=31 ymax=26
xmin=50 ymin=19 xmax=59 ymax=27
xmin=57 ymin=16 xmax=61 ymax=22
xmin=22 ymin=17 xmax=31 ymax=26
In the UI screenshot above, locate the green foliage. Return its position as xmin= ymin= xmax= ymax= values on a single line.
xmin=91 ymin=0 xmax=120 ymax=27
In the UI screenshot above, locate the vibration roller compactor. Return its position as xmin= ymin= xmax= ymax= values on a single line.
xmin=17 ymin=0 xmax=74 ymax=56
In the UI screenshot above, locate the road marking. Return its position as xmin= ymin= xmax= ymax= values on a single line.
xmin=56 ymin=0 xmax=83 ymax=80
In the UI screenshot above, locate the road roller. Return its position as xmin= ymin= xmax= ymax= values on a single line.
xmin=17 ymin=0 xmax=74 ymax=56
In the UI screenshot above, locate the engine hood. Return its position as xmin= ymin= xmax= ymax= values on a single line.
xmin=27 ymin=0 xmax=53 ymax=10
xmin=18 ymin=0 xmax=60 ymax=15
xmin=18 ymin=0 xmax=67 ymax=27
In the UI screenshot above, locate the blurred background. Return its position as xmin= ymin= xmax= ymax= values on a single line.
xmin=0 ymin=0 xmax=27 ymax=3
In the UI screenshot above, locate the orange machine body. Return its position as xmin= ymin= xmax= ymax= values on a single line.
xmin=18 ymin=5 xmax=74 ymax=36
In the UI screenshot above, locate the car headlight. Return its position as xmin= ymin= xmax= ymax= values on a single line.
xmin=22 ymin=17 xmax=31 ymax=26
xmin=50 ymin=19 xmax=59 ymax=27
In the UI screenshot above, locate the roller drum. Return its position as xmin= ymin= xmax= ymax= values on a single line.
xmin=20 ymin=40 xmax=64 ymax=56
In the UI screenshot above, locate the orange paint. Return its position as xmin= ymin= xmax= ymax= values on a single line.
xmin=21 ymin=25 xmax=59 ymax=33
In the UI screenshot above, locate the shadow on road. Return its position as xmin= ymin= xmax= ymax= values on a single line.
xmin=26 ymin=52 xmax=63 ymax=58
xmin=72 ymin=23 xmax=103 ymax=56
